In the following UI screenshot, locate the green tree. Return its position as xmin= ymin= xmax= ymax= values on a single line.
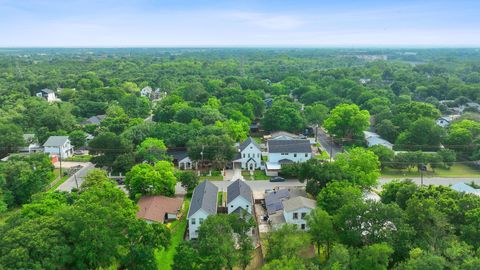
xmin=175 ymin=171 xmax=199 ymax=194
xmin=375 ymin=119 xmax=399 ymax=143
xmin=395 ymin=118 xmax=445 ymax=151
xmin=265 ymin=224 xmax=310 ymax=262
xmin=307 ymin=208 xmax=336 ymax=258
xmin=135 ymin=138 xmax=168 ymax=164
xmin=262 ymin=256 xmax=307 ymax=270
xmin=317 ymin=181 xmax=363 ymax=214
xmin=187 ymin=135 xmax=237 ymax=169
xmin=304 ymin=103 xmax=329 ymax=126
xmin=369 ymin=145 xmax=395 ymax=170
xmin=335 ymin=147 xmax=381 ymax=188
xmin=352 ymin=243 xmax=394 ymax=270
xmin=0 ymin=124 xmax=25 ymax=156
xmin=89 ymin=132 xmax=133 ymax=170
xmin=125 ymin=161 xmax=177 ymax=199
xmin=69 ymin=130 xmax=87 ymax=148
xmin=172 ymin=241 xmax=200 ymax=270
xmin=262 ymin=100 xmax=306 ymax=133
xmin=324 ymin=104 xmax=370 ymax=140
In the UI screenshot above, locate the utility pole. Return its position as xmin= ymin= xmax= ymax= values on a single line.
xmin=74 ymin=173 xmax=79 ymax=189
xmin=58 ymin=146 xmax=62 ymax=178
xmin=329 ymin=136 xmax=333 ymax=162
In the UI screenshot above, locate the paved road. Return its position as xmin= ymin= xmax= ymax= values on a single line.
xmin=57 ymin=162 xmax=95 ymax=191
xmin=316 ymin=128 xmax=344 ymax=159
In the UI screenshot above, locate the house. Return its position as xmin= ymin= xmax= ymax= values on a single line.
xmin=265 ymin=188 xmax=307 ymax=215
xmin=233 ymin=137 xmax=262 ymax=170
xmin=187 ymin=180 xmax=218 ymax=239
xmin=227 ymin=179 xmax=253 ymax=215
xmin=168 ymin=149 xmax=196 ymax=170
xmin=80 ymin=115 xmax=106 ymax=126
xmin=267 ymin=139 xmax=312 ymax=164
xmin=363 ymin=131 xmax=393 ymax=149
xmin=19 ymin=134 xmax=42 ymax=153
xmin=43 ymin=136 xmax=74 ymax=158
xmin=359 ymin=78 xmax=371 ymax=85
xmin=267 ymin=131 xmax=302 ymax=141
xmin=136 ymin=195 xmax=184 ymax=223
xmin=35 ymin=88 xmax=58 ymax=103
xmin=140 ymin=86 xmax=153 ymax=97
xmin=451 ymin=182 xmax=480 ymax=196
xmin=282 ymin=196 xmax=316 ymax=230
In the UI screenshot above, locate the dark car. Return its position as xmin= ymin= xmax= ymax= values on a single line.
xmin=269 ymin=176 xmax=285 ymax=182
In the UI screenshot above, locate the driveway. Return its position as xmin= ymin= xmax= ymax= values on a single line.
xmin=57 ymin=162 xmax=95 ymax=191
xmin=317 ymin=128 xmax=344 ymax=159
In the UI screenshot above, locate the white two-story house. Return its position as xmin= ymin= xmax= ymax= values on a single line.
xmin=43 ymin=136 xmax=74 ymax=158
xmin=267 ymin=139 xmax=312 ymax=164
xmin=282 ymin=196 xmax=316 ymax=230
xmin=187 ymin=180 xmax=218 ymax=240
xmin=233 ymin=137 xmax=262 ymax=170
xmin=36 ymin=89 xmax=58 ymax=103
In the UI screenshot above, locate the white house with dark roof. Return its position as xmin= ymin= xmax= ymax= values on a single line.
xmin=227 ymin=179 xmax=253 ymax=215
xmin=267 ymin=139 xmax=312 ymax=164
xmin=187 ymin=180 xmax=218 ymax=239
xmin=168 ymin=149 xmax=196 ymax=170
xmin=43 ymin=136 xmax=74 ymax=158
xmin=36 ymin=88 xmax=58 ymax=103
xmin=233 ymin=137 xmax=262 ymax=170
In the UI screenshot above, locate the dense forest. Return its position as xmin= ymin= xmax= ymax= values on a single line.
xmin=0 ymin=48 xmax=480 ymax=269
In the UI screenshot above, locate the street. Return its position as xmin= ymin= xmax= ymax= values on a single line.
xmin=316 ymin=128 xmax=344 ymax=159
xmin=57 ymin=162 xmax=95 ymax=191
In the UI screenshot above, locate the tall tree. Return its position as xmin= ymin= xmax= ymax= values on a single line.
xmin=324 ymin=103 xmax=370 ymax=140
xmin=125 ymin=161 xmax=177 ymax=199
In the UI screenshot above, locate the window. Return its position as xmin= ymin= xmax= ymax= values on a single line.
xmin=301 ymin=224 xmax=306 ymax=230
xmin=281 ymin=153 xmax=288 ymax=155
xmin=301 ymin=213 xmax=306 ymax=219
xmin=258 ymin=153 xmax=260 ymax=158
xmin=243 ymin=153 xmax=245 ymax=158
xmin=293 ymin=213 xmax=298 ymax=219
xmin=230 ymin=205 xmax=234 ymax=207
xmin=199 ymin=218 xmax=204 ymax=224
xmin=294 ymin=153 xmax=297 ymax=157
xmin=191 ymin=218 xmax=196 ymax=225
xmin=248 ymin=153 xmax=251 ymax=158
xmin=246 ymin=205 xmax=249 ymax=208
xmin=305 ymin=153 xmax=308 ymax=157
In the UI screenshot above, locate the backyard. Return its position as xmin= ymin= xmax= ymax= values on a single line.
xmin=155 ymin=199 xmax=190 ymax=270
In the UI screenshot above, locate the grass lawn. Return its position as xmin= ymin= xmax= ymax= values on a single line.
xmin=199 ymin=174 xmax=224 ymax=181
xmin=242 ymin=170 xmax=269 ymax=181
xmin=48 ymin=174 xmax=70 ymax=191
xmin=64 ymin=155 xmax=92 ymax=162
xmin=155 ymin=200 xmax=190 ymax=270
xmin=381 ymin=164 xmax=480 ymax=178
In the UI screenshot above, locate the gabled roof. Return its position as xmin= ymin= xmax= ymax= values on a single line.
xmin=136 ymin=195 xmax=183 ymax=223
xmin=227 ymin=179 xmax=253 ymax=204
xmin=167 ymin=149 xmax=189 ymax=162
xmin=239 ymin=137 xmax=261 ymax=152
xmin=451 ymin=182 xmax=480 ymax=195
xmin=43 ymin=136 xmax=69 ymax=147
xmin=267 ymin=139 xmax=311 ymax=153
xmin=282 ymin=196 xmax=316 ymax=212
xmin=265 ymin=188 xmax=307 ymax=214
xmin=80 ymin=115 xmax=106 ymax=125
xmin=270 ymin=131 xmax=301 ymax=140
xmin=40 ymin=88 xmax=54 ymax=94
xmin=188 ymin=180 xmax=218 ymax=218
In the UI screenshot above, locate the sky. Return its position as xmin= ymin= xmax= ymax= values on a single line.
xmin=0 ymin=0 xmax=479 ymax=47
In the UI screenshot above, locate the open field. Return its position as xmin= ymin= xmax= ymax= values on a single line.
xmin=381 ymin=164 xmax=480 ymax=178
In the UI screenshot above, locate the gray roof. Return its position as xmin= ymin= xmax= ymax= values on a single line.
xmin=41 ymin=88 xmax=54 ymax=94
xmin=267 ymin=139 xmax=311 ymax=153
xmin=188 ymin=180 xmax=218 ymax=218
xmin=43 ymin=136 xmax=69 ymax=147
xmin=80 ymin=115 xmax=106 ymax=125
xmin=270 ymin=131 xmax=300 ymax=140
xmin=167 ymin=149 xmax=189 ymax=161
xmin=265 ymin=188 xmax=307 ymax=214
xmin=451 ymin=183 xmax=480 ymax=195
xmin=282 ymin=196 xmax=316 ymax=212
xmin=239 ymin=137 xmax=261 ymax=152
xmin=227 ymin=179 xmax=253 ymax=204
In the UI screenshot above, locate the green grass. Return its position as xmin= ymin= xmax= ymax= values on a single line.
xmin=199 ymin=175 xmax=224 ymax=181
xmin=155 ymin=200 xmax=190 ymax=270
xmin=64 ymin=155 xmax=92 ymax=162
xmin=217 ymin=192 xmax=223 ymax=206
xmin=242 ymin=170 xmax=269 ymax=180
xmin=381 ymin=164 xmax=480 ymax=178
xmin=48 ymin=174 xmax=70 ymax=191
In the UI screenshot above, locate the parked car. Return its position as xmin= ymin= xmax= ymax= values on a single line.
xmin=269 ymin=176 xmax=285 ymax=182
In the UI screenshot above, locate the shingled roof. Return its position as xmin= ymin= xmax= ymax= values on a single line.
xmin=267 ymin=139 xmax=311 ymax=153
xmin=188 ymin=180 xmax=218 ymax=218
xmin=239 ymin=137 xmax=261 ymax=152
xmin=43 ymin=136 xmax=69 ymax=147
xmin=282 ymin=196 xmax=316 ymax=212
xmin=227 ymin=179 xmax=253 ymax=204
xmin=136 ymin=195 xmax=183 ymax=223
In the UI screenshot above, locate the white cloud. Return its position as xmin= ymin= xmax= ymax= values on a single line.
xmin=227 ymin=11 xmax=304 ymax=30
